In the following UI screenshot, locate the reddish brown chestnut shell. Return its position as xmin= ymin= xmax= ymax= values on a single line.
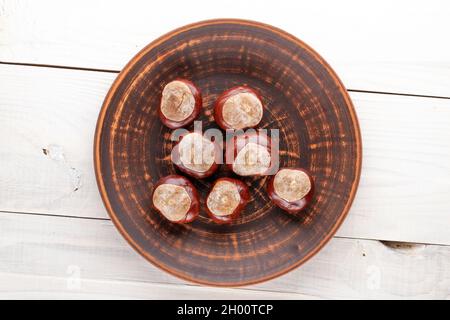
xmin=267 ymin=168 xmax=314 ymax=213
xmin=214 ymin=86 xmax=263 ymax=130
xmin=206 ymin=177 xmax=250 ymax=224
xmin=225 ymin=130 xmax=273 ymax=176
xmin=171 ymin=132 xmax=221 ymax=179
xmin=159 ymin=79 xmax=202 ymax=129
xmin=151 ymin=175 xmax=200 ymax=223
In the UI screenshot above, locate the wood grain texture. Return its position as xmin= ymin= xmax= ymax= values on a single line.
xmin=1 ymin=0 xmax=449 ymax=97
xmin=1 ymin=64 xmax=450 ymax=245
xmin=0 ymin=1 xmax=448 ymax=298
xmin=94 ymin=19 xmax=362 ymax=286
xmin=0 ymin=274 xmax=310 ymax=299
xmin=0 ymin=212 xmax=449 ymax=299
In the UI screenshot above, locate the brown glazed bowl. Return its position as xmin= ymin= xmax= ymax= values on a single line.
xmin=94 ymin=19 xmax=362 ymax=286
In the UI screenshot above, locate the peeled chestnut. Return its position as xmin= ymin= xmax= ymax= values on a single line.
xmin=171 ymin=132 xmax=220 ymax=179
xmin=226 ymin=131 xmax=272 ymax=176
xmin=214 ymin=86 xmax=263 ymax=130
xmin=206 ymin=177 xmax=250 ymax=224
xmin=152 ymin=175 xmax=199 ymax=223
xmin=267 ymin=168 xmax=314 ymax=213
xmin=159 ymin=79 xmax=202 ymax=129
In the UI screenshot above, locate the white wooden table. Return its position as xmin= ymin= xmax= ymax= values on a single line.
xmin=1 ymin=0 xmax=449 ymax=299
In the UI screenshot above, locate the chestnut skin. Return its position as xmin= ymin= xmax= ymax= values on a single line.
xmin=214 ymin=86 xmax=263 ymax=130
xmin=151 ymin=175 xmax=199 ymax=223
xmin=171 ymin=132 xmax=221 ymax=179
xmin=225 ymin=131 xmax=273 ymax=176
xmin=159 ymin=79 xmax=202 ymax=129
xmin=206 ymin=177 xmax=250 ymax=224
xmin=267 ymin=168 xmax=314 ymax=213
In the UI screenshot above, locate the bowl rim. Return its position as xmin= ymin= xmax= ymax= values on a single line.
xmin=93 ymin=18 xmax=362 ymax=287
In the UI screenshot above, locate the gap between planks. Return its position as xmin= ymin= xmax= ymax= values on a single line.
xmin=1 ymin=61 xmax=450 ymax=101
xmin=0 ymin=209 xmax=443 ymax=250
xmin=1 ymin=0 xmax=450 ymax=97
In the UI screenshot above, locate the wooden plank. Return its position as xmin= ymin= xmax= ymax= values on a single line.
xmin=0 ymin=65 xmax=110 ymax=218
xmin=1 ymin=0 xmax=450 ymax=97
xmin=1 ymin=64 xmax=450 ymax=244
xmin=0 ymin=211 xmax=448 ymax=299
xmin=337 ymin=93 xmax=450 ymax=245
xmin=0 ymin=273 xmax=311 ymax=300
